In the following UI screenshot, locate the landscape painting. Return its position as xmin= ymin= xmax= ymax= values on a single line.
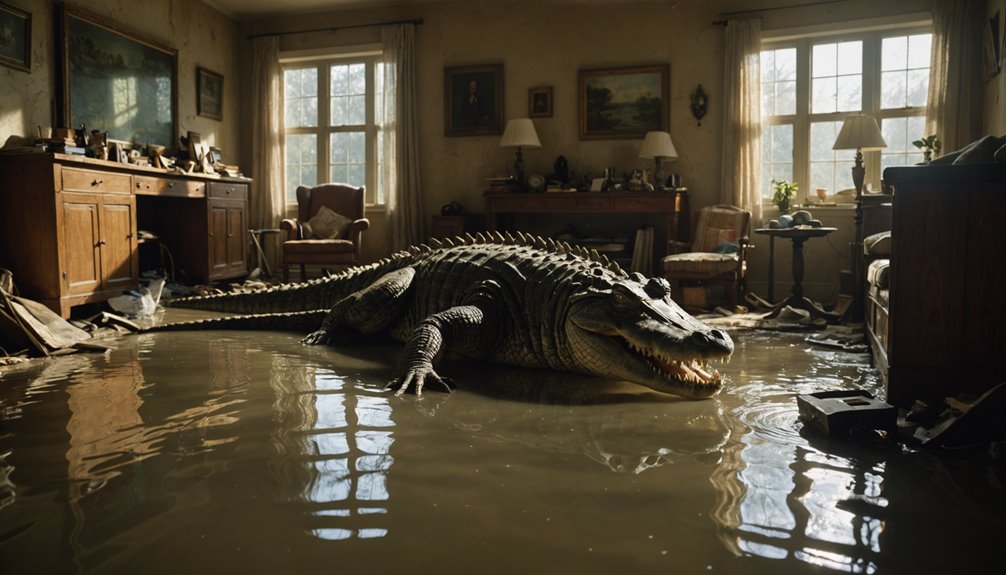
xmin=579 ymin=64 xmax=669 ymax=140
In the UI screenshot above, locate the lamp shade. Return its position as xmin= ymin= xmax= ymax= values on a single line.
xmin=638 ymin=131 xmax=679 ymax=159
xmin=832 ymin=114 xmax=887 ymax=151
xmin=500 ymin=118 xmax=541 ymax=148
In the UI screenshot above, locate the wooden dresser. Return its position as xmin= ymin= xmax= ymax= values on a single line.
xmin=0 ymin=152 xmax=250 ymax=318
xmin=881 ymin=164 xmax=1006 ymax=406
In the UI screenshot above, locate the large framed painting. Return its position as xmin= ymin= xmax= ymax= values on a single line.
xmin=578 ymin=64 xmax=669 ymax=140
xmin=444 ymin=63 xmax=503 ymax=137
xmin=0 ymin=2 xmax=30 ymax=73
xmin=58 ymin=5 xmax=178 ymax=151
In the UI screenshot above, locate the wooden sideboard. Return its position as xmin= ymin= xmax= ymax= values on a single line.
xmin=881 ymin=164 xmax=1006 ymax=406
xmin=0 ymin=152 xmax=250 ymax=317
xmin=483 ymin=190 xmax=688 ymax=269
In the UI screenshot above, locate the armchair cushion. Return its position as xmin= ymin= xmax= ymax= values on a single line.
xmin=304 ymin=206 xmax=353 ymax=239
xmin=662 ymin=252 xmax=740 ymax=275
xmin=700 ymin=227 xmax=738 ymax=252
xmin=863 ymin=231 xmax=891 ymax=257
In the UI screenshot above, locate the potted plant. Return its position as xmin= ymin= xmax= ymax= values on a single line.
xmin=912 ymin=134 xmax=942 ymax=164
xmin=771 ymin=179 xmax=798 ymax=214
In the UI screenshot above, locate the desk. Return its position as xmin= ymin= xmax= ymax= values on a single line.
xmin=0 ymin=152 xmax=250 ymax=317
xmin=754 ymin=227 xmax=839 ymax=322
xmin=484 ymin=190 xmax=688 ymax=266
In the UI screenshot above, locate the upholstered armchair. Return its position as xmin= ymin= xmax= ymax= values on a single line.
xmin=280 ymin=183 xmax=370 ymax=282
xmin=661 ymin=204 xmax=752 ymax=310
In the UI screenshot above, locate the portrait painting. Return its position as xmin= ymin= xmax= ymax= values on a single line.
xmin=0 ymin=2 xmax=31 ymax=73
xmin=529 ymin=86 xmax=553 ymax=118
xmin=197 ymin=66 xmax=223 ymax=120
xmin=444 ymin=63 xmax=503 ymax=137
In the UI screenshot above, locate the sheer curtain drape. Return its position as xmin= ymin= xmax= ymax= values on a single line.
xmin=926 ymin=0 xmax=984 ymax=153
xmin=251 ymin=36 xmax=286 ymax=273
xmin=721 ymin=18 xmax=763 ymax=224
xmin=380 ymin=24 xmax=424 ymax=251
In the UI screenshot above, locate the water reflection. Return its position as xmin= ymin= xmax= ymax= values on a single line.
xmin=710 ymin=332 xmax=889 ymax=573
xmin=269 ymin=364 xmax=395 ymax=541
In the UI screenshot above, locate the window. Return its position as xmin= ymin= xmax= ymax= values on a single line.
xmin=760 ymin=25 xmax=931 ymax=203
xmin=282 ymin=51 xmax=384 ymax=206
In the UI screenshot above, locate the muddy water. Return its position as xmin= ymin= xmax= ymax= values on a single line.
xmin=0 ymin=315 xmax=1003 ymax=574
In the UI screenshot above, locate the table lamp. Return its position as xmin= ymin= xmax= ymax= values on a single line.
xmin=500 ymin=118 xmax=541 ymax=188
xmin=639 ymin=131 xmax=678 ymax=189
xmin=832 ymin=114 xmax=887 ymax=195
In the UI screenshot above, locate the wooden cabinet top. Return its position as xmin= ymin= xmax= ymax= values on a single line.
xmin=0 ymin=151 xmax=251 ymax=184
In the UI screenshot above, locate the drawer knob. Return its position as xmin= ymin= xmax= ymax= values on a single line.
xmin=168 ymin=182 xmax=176 ymax=188
xmin=91 ymin=179 xmax=103 ymax=186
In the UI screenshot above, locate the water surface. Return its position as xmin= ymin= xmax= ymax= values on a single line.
xmin=1 ymin=314 xmax=1002 ymax=574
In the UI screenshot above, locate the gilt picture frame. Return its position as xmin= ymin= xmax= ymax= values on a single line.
xmin=529 ymin=86 xmax=553 ymax=118
xmin=58 ymin=5 xmax=178 ymax=151
xmin=0 ymin=2 xmax=31 ymax=73
xmin=578 ymin=64 xmax=669 ymax=140
xmin=197 ymin=66 xmax=223 ymax=120
xmin=444 ymin=63 xmax=503 ymax=137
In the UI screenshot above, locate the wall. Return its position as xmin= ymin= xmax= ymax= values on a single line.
xmin=0 ymin=0 xmax=242 ymax=162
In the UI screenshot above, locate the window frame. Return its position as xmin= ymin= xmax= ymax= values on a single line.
xmin=760 ymin=16 xmax=932 ymax=205
xmin=280 ymin=45 xmax=385 ymax=209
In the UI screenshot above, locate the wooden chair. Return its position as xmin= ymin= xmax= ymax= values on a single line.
xmin=280 ymin=183 xmax=370 ymax=282
xmin=660 ymin=204 xmax=751 ymax=310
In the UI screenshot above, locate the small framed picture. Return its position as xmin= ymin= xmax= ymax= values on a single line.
xmin=529 ymin=86 xmax=553 ymax=118
xmin=444 ymin=63 xmax=503 ymax=137
xmin=0 ymin=2 xmax=31 ymax=73
xmin=197 ymin=66 xmax=224 ymax=120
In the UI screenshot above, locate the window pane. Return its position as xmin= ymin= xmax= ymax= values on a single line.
xmin=331 ymin=63 xmax=366 ymax=127
xmin=761 ymin=48 xmax=797 ymax=116
xmin=330 ymin=131 xmax=366 ymax=187
xmin=761 ymin=124 xmax=793 ymax=199
xmin=881 ymin=116 xmax=926 ymax=171
xmin=284 ymin=68 xmax=318 ymax=128
xmin=812 ymin=41 xmax=863 ymax=114
xmin=881 ymin=33 xmax=931 ymax=110
xmin=286 ymin=133 xmax=317 ymax=202
xmin=809 ymin=121 xmax=853 ymax=194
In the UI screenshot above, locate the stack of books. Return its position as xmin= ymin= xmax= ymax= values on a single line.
xmin=630 ymin=226 xmax=654 ymax=276
xmin=486 ymin=176 xmax=516 ymax=192
xmin=37 ymin=138 xmax=86 ymax=155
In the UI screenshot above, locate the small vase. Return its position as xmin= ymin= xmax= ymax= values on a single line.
xmin=923 ymin=149 xmax=932 ymax=164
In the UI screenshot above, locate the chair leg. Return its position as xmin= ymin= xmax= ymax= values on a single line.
xmin=299 ymin=264 xmax=307 ymax=282
xmin=282 ymin=264 xmax=289 ymax=283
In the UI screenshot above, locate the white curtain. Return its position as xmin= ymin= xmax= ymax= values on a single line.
xmin=926 ymin=0 xmax=984 ymax=153
xmin=250 ymin=36 xmax=286 ymax=273
xmin=380 ymin=24 xmax=424 ymax=251
xmin=721 ymin=18 xmax=763 ymax=225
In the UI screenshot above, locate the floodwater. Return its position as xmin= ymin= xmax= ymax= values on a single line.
xmin=0 ymin=310 xmax=1003 ymax=574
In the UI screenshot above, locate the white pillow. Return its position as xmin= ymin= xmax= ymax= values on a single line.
xmin=303 ymin=206 xmax=352 ymax=239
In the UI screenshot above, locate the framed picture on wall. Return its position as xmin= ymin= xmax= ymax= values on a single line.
xmin=444 ymin=63 xmax=503 ymax=137
xmin=197 ymin=66 xmax=224 ymax=120
xmin=578 ymin=64 xmax=669 ymax=140
xmin=529 ymin=86 xmax=553 ymax=118
xmin=58 ymin=5 xmax=178 ymax=151
xmin=0 ymin=2 xmax=31 ymax=73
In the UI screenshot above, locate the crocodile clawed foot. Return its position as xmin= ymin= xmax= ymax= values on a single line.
xmin=301 ymin=330 xmax=330 ymax=345
xmin=386 ymin=370 xmax=454 ymax=397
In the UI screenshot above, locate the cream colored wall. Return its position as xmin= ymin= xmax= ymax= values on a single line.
xmin=0 ymin=0 xmax=241 ymax=160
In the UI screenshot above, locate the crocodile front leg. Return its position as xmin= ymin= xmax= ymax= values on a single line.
xmin=388 ymin=304 xmax=498 ymax=397
xmin=303 ymin=267 xmax=416 ymax=345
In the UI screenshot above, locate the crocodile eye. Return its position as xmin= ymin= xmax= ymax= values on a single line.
xmin=613 ymin=291 xmax=631 ymax=305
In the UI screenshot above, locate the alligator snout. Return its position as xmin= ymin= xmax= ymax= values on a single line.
xmin=692 ymin=328 xmax=734 ymax=353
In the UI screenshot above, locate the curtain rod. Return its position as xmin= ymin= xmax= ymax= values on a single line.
xmin=247 ymin=17 xmax=423 ymax=40
xmin=712 ymin=0 xmax=844 ymax=26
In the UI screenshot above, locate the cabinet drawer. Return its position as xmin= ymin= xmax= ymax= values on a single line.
xmin=546 ymin=195 xmax=612 ymax=211
xmin=134 ymin=175 xmax=206 ymax=197
xmin=615 ymin=195 xmax=675 ymax=212
xmin=209 ymin=181 xmax=248 ymax=200
xmin=488 ymin=196 xmax=545 ymax=211
xmin=62 ymin=168 xmax=131 ymax=194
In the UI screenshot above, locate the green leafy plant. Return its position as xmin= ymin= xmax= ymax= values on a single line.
xmin=912 ymin=134 xmax=942 ymax=163
xmin=771 ymin=179 xmax=798 ymax=214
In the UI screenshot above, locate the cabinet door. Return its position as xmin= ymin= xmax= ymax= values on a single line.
xmin=61 ymin=194 xmax=102 ymax=295
xmin=100 ymin=195 xmax=138 ymax=291
xmin=208 ymin=199 xmax=247 ymax=278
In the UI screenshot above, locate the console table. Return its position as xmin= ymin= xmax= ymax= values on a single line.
xmin=484 ymin=190 xmax=688 ymax=267
xmin=0 ymin=152 xmax=250 ymax=317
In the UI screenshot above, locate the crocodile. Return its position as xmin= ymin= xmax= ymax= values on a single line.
xmin=154 ymin=232 xmax=733 ymax=399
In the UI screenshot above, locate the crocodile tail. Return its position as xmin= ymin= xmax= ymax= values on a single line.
xmin=146 ymin=310 xmax=329 ymax=333
xmin=166 ymin=279 xmax=336 ymax=314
